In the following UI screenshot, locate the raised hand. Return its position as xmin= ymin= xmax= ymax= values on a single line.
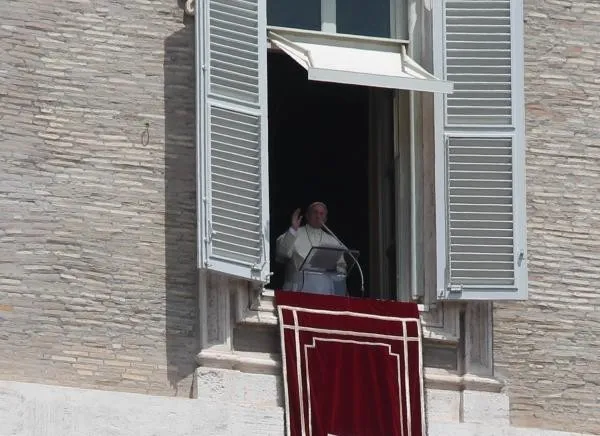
xmin=291 ymin=208 xmax=303 ymax=231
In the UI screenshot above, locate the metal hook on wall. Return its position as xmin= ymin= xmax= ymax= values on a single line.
xmin=141 ymin=122 xmax=150 ymax=146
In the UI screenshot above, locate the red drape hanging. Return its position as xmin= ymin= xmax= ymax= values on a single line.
xmin=276 ymin=291 xmax=425 ymax=436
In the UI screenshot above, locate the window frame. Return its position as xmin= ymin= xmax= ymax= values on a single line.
xmin=267 ymin=27 xmax=452 ymax=94
xmin=196 ymin=0 xmax=527 ymax=303
xmin=268 ymin=0 xmax=407 ymax=39
xmin=320 ymin=0 xmax=402 ymax=37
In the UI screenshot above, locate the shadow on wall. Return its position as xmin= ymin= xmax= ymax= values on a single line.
xmin=164 ymin=16 xmax=198 ymax=397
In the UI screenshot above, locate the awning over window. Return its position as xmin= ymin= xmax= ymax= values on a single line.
xmin=268 ymin=27 xmax=453 ymax=94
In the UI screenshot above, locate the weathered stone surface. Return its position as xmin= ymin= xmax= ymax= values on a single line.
xmin=494 ymin=1 xmax=600 ymax=434
xmin=462 ymin=390 xmax=510 ymax=427
xmin=1 ymin=380 xmax=592 ymax=436
xmin=194 ymin=367 xmax=284 ymax=408
xmin=0 ymin=380 xmax=284 ymax=436
xmin=0 ymin=0 xmax=198 ymax=396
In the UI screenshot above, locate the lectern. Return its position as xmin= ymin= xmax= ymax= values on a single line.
xmin=297 ymin=246 xmax=359 ymax=296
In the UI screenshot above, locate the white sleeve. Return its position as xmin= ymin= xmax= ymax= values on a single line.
xmin=276 ymin=227 xmax=298 ymax=260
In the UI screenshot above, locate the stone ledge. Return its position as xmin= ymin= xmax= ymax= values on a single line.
xmin=196 ymin=349 xmax=281 ymax=375
xmin=239 ymin=307 xmax=278 ymax=326
xmin=425 ymin=368 xmax=504 ymax=393
xmin=0 ymin=380 xmax=284 ymax=436
xmin=196 ymin=352 xmax=502 ymax=392
xmin=427 ymin=422 xmax=595 ymax=436
xmin=422 ymin=327 xmax=459 ymax=344
xmin=262 ymin=289 xmax=276 ymax=299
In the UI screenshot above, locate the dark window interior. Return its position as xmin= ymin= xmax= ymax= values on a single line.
xmin=267 ymin=0 xmax=390 ymax=37
xmin=336 ymin=0 xmax=390 ymax=37
xmin=267 ymin=0 xmax=321 ymax=31
xmin=267 ymin=51 xmax=370 ymax=296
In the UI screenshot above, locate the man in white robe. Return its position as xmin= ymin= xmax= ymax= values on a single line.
xmin=276 ymin=202 xmax=347 ymax=295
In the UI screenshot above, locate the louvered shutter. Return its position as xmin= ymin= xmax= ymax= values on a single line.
xmin=434 ymin=0 xmax=527 ymax=300
xmin=196 ymin=0 xmax=270 ymax=282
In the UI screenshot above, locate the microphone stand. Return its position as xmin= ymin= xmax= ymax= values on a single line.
xmin=321 ymin=223 xmax=365 ymax=297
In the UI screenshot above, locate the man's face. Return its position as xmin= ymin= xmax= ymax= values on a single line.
xmin=307 ymin=204 xmax=327 ymax=228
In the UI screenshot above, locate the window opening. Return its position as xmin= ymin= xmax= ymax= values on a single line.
xmin=267 ymin=51 xmax=396 ymax=298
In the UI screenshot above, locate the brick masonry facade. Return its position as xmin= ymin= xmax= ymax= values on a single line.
xmin=494 ymin=1 xmax=600 ymax=434
xmin=1 ymin=0 xmax=599 ymax=434
xmin=0 ymin=0 xmax=198 ymax=396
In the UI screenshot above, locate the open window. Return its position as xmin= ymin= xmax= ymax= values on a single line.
xmin=266 ymin=51 xmax=397 ymax=298
xmin=195 ymin=0 xmax=527 ymax=302
xmin=263 ymin=24 xmax=451 ymax=298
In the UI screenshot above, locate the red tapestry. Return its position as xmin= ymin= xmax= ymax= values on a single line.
xmin=276 ymin=291 xmax=425 ymax=436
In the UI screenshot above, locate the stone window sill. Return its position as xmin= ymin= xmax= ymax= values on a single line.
xmin=424 ymin=368 xmax=504 ymax=393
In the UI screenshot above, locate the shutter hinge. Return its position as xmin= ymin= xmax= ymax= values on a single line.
xmin=251 ymin=228 xmax=266 ymax=277
xmin=202 ymin=197 xmax=210 ymax=242
xmin=251 ymin=223 xmax=271 ymax=284
xmin=207 ymin=220 xmax=215 ymax=242
xmin=517 ymin=249 xmax=525 ymax=266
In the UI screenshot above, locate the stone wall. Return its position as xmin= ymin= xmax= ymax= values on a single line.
xmin=0 ymin=380 xmax=284 ymax=436
xmin=0 ymin=0 xmax=198 ymax=396
xmin=1 ymin=380 xmax=591 ymax=436
xmin=494 ymin=1 xmax=600 ymax=434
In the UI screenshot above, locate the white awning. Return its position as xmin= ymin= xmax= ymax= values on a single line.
xmin=268 ymin=27 xmax=453 ymax=94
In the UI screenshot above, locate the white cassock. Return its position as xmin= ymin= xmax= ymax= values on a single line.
xmin=276 ymin=225 xmax=347 ymax=296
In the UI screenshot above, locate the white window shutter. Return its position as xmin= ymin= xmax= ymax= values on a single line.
xmin=434 ymin=0 xmax=527 ymax=300
xmin=196 ymin=0 xmax=270 ymax=283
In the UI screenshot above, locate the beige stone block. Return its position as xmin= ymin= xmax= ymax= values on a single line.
xmin=426 ymin=389 xmax=460 ymax=423
xmin=462 ymin=390 xmax=510 ymax=426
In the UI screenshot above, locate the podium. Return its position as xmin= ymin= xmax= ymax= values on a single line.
xmin=297 ymin=246 xmax=359 ymax=296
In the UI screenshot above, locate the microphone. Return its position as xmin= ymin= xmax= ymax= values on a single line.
xmin=321 ymin=223 xmax=365 ymax=297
